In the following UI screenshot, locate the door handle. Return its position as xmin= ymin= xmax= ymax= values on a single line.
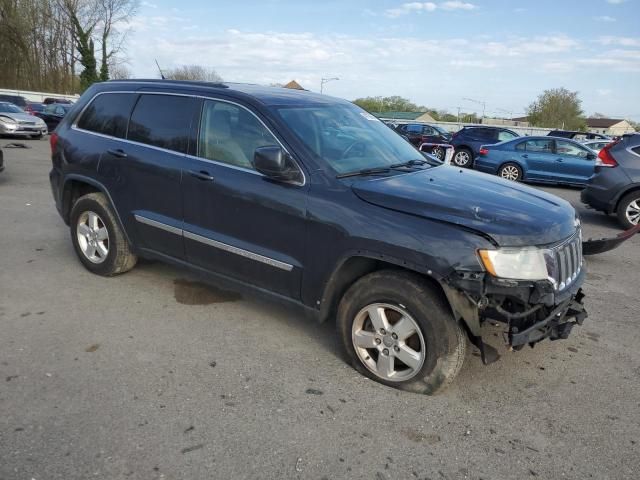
xmin=521 ymin=154 xmax=528 ymax=158
xmin=555 ymin=158 xmax=563 ymax=162
xmin=189 ymin=170 xmax=215 ymax=181
xmin=107 ymin=149 xmax=127 ymax=158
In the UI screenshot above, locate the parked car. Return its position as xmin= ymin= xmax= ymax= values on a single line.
xmin=581 ymin=133 xmax=640 ymax=228
xmin=50 ymin=80 xmax=591 ymax=393
xmin=475 ymin=136 xmax=598 ymax=185
xmin=44 ymin=97 xmax=73 ymax=105
xmin=582 ymin=139 xmax=611 ymax=153
xmin=547 ymin=130 xmax=610 ymax=141
xmin=36 ymin=103 xmax=72 ymax=131
xmin=0 ymin=94 xmax=28 ymax=109
xmin=0 ymin=102 xmax=48 ymax=138
xmin=394 ymin=123 xmax=452 ymax=159
xmin=24 ymin=102 xmax=46 ymax=116
xmin=450 ymin=126 xmax=519 ymax=167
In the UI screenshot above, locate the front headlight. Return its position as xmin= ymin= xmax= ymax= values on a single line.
xmin=0 ymin=116 xmax=17 ymax=125
xmin=478 ymin=247 xmax=550 ymax=281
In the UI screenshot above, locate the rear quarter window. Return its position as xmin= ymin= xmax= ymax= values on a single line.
xmin=127 ymin=94 xmax=198 ymax=154
xmin=77 ymin=93 xmax=137 ymax=138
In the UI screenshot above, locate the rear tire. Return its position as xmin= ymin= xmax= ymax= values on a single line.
xmin=432 ymin=146 xmax=445 ymax=161
xmin=337 ymin=270 xmax=466 ymax=395
xmin=498 ymin=162 xmax=522 ymax=181
xmin=70 ymin=193 xmax=137 ymax=276
xmin=452 ymin=148 xmax=473 ymax=168
xmin=616 ymin=191 xmax=640 ymax=229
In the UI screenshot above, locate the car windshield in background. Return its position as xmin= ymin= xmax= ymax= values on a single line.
xmin=0 ymin=103 xmax=25 ymax=113
xmin=434 ymin=125 xmax=450 ymax=136
xmin=272 ymin=103 xmax=429 ymax=174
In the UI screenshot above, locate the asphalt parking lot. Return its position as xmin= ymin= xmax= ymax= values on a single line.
xmin=1 ymin=138 xmax=639 ymax=480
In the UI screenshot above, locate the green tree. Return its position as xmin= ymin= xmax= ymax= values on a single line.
xmin=353 ymin=96 xmax=420 ymax=113
xmin=527 ymin=87 xmax=586 ymax=130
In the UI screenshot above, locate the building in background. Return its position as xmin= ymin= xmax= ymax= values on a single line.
xmin=283 ymin=80 xmax=305 ymax=90
xmin=585 ymin=118 xmax=636 ymax=136
xmin=372 ymin=111 xmax=436 ymax=122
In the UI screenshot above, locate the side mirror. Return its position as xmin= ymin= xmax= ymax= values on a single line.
xmin=253 ymin=146 xmax=301 ymax=183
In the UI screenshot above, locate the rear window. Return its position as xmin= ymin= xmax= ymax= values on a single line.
xmin=77 ymin=93 xmax=136 ymax=138
xmin=127 ymin=94 xmax=198 ymax=154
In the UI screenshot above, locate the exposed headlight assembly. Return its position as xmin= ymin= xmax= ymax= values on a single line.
xmin=478 ymin=247 xmax=551 ymax=281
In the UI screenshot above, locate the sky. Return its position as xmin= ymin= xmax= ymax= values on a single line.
xmin=123 ymin=0 xmax=640 ymax=120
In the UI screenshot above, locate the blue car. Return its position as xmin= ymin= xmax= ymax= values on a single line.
xmin=474 ymin=136 xmax=598 ymax=186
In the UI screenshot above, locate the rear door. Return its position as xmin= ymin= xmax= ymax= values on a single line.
xmin=181 ymin=98 xmax=308 ymax=299
xmin=554 ymin=140 xmax=596 ymax=184
xmin=517 ymin=138 xmax=556 ymax=181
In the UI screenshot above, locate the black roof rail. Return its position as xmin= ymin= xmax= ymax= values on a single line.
xmin=106 ymin=79 xmax=229 ymax=88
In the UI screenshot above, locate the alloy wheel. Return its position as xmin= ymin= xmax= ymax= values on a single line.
xmin=626 ymin=199 xmax=640 ymax=225
xmin=351 ymin=303 xmax=426 ymax=382
xmin=77 ymin=211 xmax=110 ymax=264
xmin=453 ymin=151 xmax=470 ymax=167
xmin=500 ymin=165 xmax=520 ymax=181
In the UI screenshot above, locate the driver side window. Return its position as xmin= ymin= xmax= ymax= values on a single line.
xmin=198 ymin=100 xmax=279 ymax=170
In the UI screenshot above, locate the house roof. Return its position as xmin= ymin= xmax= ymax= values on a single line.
xmin=512 ymin=116 xmax=529 ymax=122
xmin=586 ymin=118 xmax=624 ymax=128
xmin=283 ymin=80 xmax=305 ymax=90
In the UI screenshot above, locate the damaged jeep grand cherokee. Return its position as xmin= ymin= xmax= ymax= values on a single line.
xmin=51 ymin=80 xmax=598 ymax=394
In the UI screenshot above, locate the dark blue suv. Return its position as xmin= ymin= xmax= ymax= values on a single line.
xmin=450 ymin=126 xmax=519 ymax=168
xmin=50 ymin=80 xmax=588 ymax=394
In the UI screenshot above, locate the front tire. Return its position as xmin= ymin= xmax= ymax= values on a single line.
xmin=452 ymin=148 xmax=473 ymax=168
xmin=70 ymin=193 xmax=137 ymax=276
xmin=616 ymin=191 xmax=640 ymax=229
xmin=498 ymin=162 xmax=522 ymax=181
xmin=337 ymin=270 xmax=466 ymax=395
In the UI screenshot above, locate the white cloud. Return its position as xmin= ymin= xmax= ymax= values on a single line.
xmin=598 ymin=36 xmax=640 ymax=47
xmin=384 ymin=1 xmax=475 ymax=18
xmin=440 ymin=1 xmax=476 ymax=10
xmin=141 ymin=1 xmax=158 ymax=8
xmin=594 ymin=15 xmax=616 ymax=22
xmin=605 ymin=0 xmax=626 ymax=4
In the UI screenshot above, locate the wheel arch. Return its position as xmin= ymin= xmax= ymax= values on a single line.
xmin=498 ymin=160 xmax=526 ymax=179
xmin=613 ymin=184 xmax=640 ymax=214
xmin=318 ymin=253 xmax=451 ymax=325
xmin=62 ymin=175 xmax=132 ymax=245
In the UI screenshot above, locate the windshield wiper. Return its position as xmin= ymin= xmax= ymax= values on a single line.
xmin=336 ymin=167 xmax=392 ymax=179
xmin=389 ymin=159 xmax=429 ymax=169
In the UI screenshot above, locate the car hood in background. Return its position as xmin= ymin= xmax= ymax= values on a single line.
xmin=351 ymin=166 xmax=577 ymax=247
xmin=0 ymin=112 xmax=43 ymax=123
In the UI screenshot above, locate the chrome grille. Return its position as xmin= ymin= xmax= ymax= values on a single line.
xmin=549 ymin=229 xmax=583 ymax=291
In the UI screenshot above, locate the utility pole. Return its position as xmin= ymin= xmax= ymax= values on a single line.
xmin=320 ymin=77 xmax=339 ymax=94
xmin=463 ymin=97 xmax=486 ymax=123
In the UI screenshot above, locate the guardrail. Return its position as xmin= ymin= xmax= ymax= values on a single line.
xmin=381 ymin=118 xmax=552 ymax=137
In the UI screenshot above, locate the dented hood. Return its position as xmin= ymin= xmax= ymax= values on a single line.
xmin=351 ymin=167 xmax=577 ymax=247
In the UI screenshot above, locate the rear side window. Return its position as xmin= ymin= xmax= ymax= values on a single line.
xmin=498 ymin=130 xmax=517 ymax=142
xmin=523 ymin=139 xmax=553 ymax=153
xmin=128 ymin=94 xmax=197 ymax=154
xmin=77 ymin=93 xmax=136 ymax=138
xmin=632 ymin=146 xmax=640 ymax=156
xmin=406 ymin=124 xmax=422 ymax=134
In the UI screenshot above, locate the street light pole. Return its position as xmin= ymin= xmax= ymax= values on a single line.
xmin=320 ymin=77 xmax=339 ymax=94
xmin=463 ymin=97 xmax=486 ymax=123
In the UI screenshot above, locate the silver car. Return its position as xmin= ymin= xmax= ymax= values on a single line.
xmin=0 ymin=102 xmax=48 ymax=138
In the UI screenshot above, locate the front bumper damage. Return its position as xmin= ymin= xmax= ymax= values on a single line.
xmin=442 ymin=268 xmax=588 ymax=365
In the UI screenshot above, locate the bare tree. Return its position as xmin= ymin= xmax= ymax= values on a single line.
xmin=109 ymin=62 xmax=132 ymax=79
xmin=96 ymin=0 xmax=139 ymax=81
xmin=164 ymin=65 xmax=223 ymax=82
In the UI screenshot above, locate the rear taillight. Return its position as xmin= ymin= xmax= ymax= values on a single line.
xmin=479 ymin=147 xmax=489 ymax=155
xmin=49 ymin=132 xmax=59 ymax=155
xmin=596 ymin=143 xmax=618 ymax=167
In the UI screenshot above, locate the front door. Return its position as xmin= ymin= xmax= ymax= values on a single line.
xmin=554 ymin=140 xmax=596 ymax=184
xmin=517 ymin=138 xmax=556 ymax=181
xmin=182 ymin=99 xmax=308 ymax=299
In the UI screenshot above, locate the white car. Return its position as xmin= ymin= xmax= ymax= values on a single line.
xmin=582 ymin=139 xmax=611 ymax=153
xmin=0 ymin=102 xmax=48 ymax=138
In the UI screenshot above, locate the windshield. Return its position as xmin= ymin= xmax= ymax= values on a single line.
xmin=0 ymin=103 xmax=24 ymax=113
xmin=434 ymin=125 xmax=450 ymax=136
xmin=272 ymin=103 xmax=428 ymax=174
